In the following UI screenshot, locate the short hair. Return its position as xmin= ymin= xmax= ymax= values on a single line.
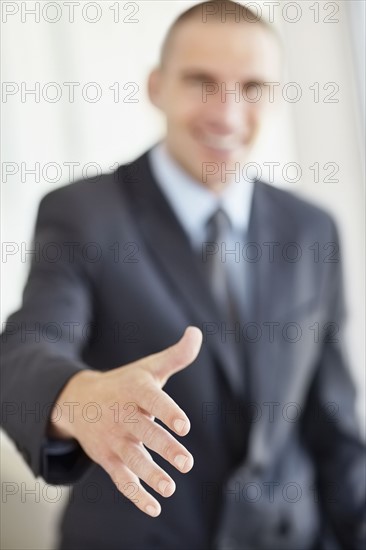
xmin=160 ymin=0 xmax=280 ymax=68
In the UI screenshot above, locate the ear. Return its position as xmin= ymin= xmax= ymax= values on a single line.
xmin=148 ymin=68 xmax=163 ymax=109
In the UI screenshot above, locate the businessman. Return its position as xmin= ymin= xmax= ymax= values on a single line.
xmin=1 ymin=1 xmax=365 ymax=549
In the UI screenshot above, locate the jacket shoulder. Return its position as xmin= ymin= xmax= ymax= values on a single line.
xmin=255 ymin=181 xmax=339 ymax=240
xmin=39 ymin=171 xmax=118 ymax=212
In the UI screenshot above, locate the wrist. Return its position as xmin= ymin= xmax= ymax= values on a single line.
xmin=48 ymin=369 xmax=102 ymax=440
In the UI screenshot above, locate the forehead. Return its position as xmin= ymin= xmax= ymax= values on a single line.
xmin=165 ymin=19 xmax=281 ymax=79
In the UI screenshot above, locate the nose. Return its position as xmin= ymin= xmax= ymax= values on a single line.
xmin=205 ymin=83 xmax=249 ymax=133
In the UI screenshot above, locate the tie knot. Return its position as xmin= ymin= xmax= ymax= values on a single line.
xmin=205 ymin=207 xmax=231 ymax=241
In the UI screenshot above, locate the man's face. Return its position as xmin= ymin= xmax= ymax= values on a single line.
xmin=149 ymin=19 xmax=282 ymax=191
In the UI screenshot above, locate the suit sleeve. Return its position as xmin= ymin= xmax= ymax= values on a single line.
xmin=302 ymin=219 xmax=366 ymax=549
xmin=0 ymin=189 xmax=97 ymax=484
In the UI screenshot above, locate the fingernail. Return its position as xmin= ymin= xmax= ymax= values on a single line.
xmin=174 ymin=419 xmax=186 ymax=434
xmin=145 ymin=504 xmax=159 ymax=517
xmin=174 ymin=454 xmax=188 ymax=470
xmin=158 ymin=480 xmax=170 ymax=496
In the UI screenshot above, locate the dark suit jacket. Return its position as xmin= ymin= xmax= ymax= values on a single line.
xmin=1 ymin=149 xmax=365 ymax=549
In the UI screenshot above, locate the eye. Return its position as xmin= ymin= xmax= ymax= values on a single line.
xmin=243 ymin=82 xmax=264 ymax=100
xmin=183 ymin=74 xmax=215 ymax=86
xmin=188 ymin=76 xmax=205 ymax=85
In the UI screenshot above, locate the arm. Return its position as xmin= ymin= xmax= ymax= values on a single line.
xmin=1 ymin=186 xmax=203 ymax=516
xmin=1 ymin=190 xmax=96 ymax=483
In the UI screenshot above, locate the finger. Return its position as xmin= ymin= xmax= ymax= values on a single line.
xmin=126 ymin=414 xmax=194 ymax=474
xmin=105 ymin=455 xmax=161 ymax=517
xmin=148 ymin=326 xmax=203 ymax=385
xmin=138 ymin=384 xmax=191 ymax=436
xmin=117 ymin=439 xmax=176 ymax=498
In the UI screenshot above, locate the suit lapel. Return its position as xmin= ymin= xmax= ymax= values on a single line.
xmin=243 ymin=183 xmax=283 ymax=466
xmin=244 ymin=182 xmax=309 ymax=467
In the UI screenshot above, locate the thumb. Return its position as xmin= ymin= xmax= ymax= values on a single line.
xmin=149 ymin=326 xmax=203 ymax=385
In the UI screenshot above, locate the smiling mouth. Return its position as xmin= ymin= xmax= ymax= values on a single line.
xmin=199 ymin=132 xmax=243 ymax=151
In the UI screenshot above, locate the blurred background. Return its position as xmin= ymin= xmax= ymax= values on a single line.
xmin=1 ymin=1 xmax=365 ymax=548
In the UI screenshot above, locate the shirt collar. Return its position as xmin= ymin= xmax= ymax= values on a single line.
xmin=148 ymin=141 xmax=254 ymax=239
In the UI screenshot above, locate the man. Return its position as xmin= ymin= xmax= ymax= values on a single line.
xmin=1 ymin=1 xmax=365 ymax=548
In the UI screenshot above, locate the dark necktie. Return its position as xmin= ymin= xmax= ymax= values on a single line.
xmin=204 ymin=207 xmax=246 ymax=393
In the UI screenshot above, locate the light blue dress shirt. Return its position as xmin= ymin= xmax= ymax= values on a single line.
xmin=148 ymin=141 xmax=254 ymax=320
xmin=148 ymin=141 xmax=254 ymax=252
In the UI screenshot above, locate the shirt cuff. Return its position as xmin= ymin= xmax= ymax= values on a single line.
xmin=41 ymin=437 xmax=93 ymax=485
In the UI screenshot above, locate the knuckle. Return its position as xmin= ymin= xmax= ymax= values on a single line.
xmin=114 ymin=477 xmax=127 ymax=493
xmin=165 ymin=412 xmax=176 ymax=429
xmin=147 ymin=390 xmax=161 ymax=417
xmin=110 ymin=470 xmax=129 ymax=493
xmin=96 ymin=450 xmax=114 ymax=470
xmin=161 ymin=440 xmax=175 ymax=461
xmin=142 ymin=423 xmax=157 ymax=447
xmin=126 ymin=450 xmax=145 ymax=472
xmin=109 ymin=470 xmax=119 ymax=487
xmin=121 ymin=481 xmax=141 ymax=504
xmin=145 ymin=468 xmax=160 ymax=488
xmin=101 ymin=453 xmax=120 ymax=478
